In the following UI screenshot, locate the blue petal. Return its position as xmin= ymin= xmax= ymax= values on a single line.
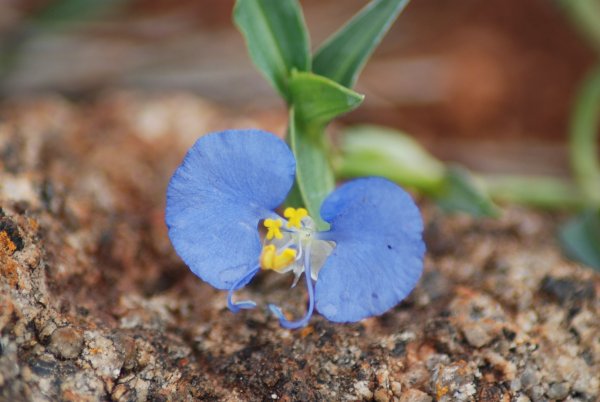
xmin=315 ymin=178 xmax=425 ymax=322
xmin=166 ymin=129 xmax=295 ymax=290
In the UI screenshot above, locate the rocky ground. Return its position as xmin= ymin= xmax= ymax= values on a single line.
xmin=0 ymin=94 xmax=599 ymax=401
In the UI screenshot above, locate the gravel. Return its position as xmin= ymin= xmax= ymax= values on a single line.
xmin=0 ymin=94 xmax=598 ymax=401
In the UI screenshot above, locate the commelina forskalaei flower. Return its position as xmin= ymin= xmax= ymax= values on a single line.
xmin=166 ymin=129 xmax=425 ymax=328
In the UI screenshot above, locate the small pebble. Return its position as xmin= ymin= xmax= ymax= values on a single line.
xmin=514 ymin=395 xmax=531 ymax=402
xmin=463 ymin=324 xmax=493 ymax=348
xmin=354 ymin=380 xmax=373 ymax=400
xmin=374 ymin=388 xmax=390 ymax=402
xmin=391 ymin=381 xmax=403 ymax=397
xmin=48 ymin=327 xmax=84 ymax=359
xmin=399 ymin=388 xmax=432 ymax=402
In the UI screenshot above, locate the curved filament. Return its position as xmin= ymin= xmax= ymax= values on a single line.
xmin=268 ymin=244 xmax=315 ymax=329
xmin=227 ymin=267 xmax=259 ymax=313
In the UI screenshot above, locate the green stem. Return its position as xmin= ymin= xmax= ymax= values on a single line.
xmin=482 ymin=174 xmax=584 ymax=209
xmin=570 ymin=65 xmax=600 ymax=205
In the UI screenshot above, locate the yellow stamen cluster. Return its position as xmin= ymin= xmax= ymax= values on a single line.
xmin=260 ymin=244 xmax=297 ymax=271
xmin=264 ymin=218 xmax=283 ymax=240
xmin=284 ymin=207 xmax=308 ymax=229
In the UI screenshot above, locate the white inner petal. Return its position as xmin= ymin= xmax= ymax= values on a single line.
xmin=261 ymin=215 xmax=335 ymax=284
xmin=308 ymin=239 xmax=335 ymax=280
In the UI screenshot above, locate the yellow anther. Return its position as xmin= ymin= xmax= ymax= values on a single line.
xmin=260 ymin=244 xmax=276 ymax=269
xmin=276 ymin=248 xmax=297 ymax=269
xmin=284 ymin=207 xmax=308 ymax=229
xmin=260 ymin=245 xmax=297 ymax=272
xmin=263 ymin=218 xmax=283 ymax=240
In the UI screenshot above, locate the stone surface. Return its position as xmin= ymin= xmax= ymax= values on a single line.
xmin=48 ymin=327 xmax=84 ymax=360
xmin=399 ymin=388 xmax=433 ymax=402
xmin=0 ymin=94 xmax=599 ymax=401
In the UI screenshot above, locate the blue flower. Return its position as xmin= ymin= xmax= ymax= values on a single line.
xmin=166 ymin=129 xmax=425 ymax=328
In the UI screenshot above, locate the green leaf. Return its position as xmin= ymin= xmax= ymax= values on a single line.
xmin=287 ymin=72 xmax=364 ymax=229
xmin=560 ymin=208 xmax=600 ymax=270
xmin=289 ymin=71 xmax=364 ymax=126
xmin=234 ymin=0 xmax=311 ymax=101
xmin=436 ymin=166 xmax=499 ymax=218
xmin=313 ymin=0 xmax=410 ymax=88
xmin=336 ymin=125 xmax=445 ymax=194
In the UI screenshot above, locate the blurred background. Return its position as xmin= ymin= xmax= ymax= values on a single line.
xmin=0 ymin=0 xmax=597 ymax=177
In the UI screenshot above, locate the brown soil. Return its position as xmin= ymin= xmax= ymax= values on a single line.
xmin=1 ymin=94 xmax=598 ymax=401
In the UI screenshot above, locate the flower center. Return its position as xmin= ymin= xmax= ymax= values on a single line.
xmin=259 ymin=208 xmax=334 ymax=283
xmin=229 ymin=208 xmax=336 ymax=329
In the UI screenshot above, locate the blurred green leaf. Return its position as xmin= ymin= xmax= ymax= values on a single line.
xmin=560 ymin=208 xmax=600 ymax=270
xmin=0 ymin=0 xmax=126 ymax=86
xmin=556 ymin=0 xmax=600 ymax=53
xmin=436 ymin=166 xmax=499 ymax=217
xmin=234 ymin=0 xmax=311 ymax=101
xmin=313 ymin=0 xmax=410 ymax=88
xmin=569 ymin=65 xmax=600 ymax=205
xmin=482 ymin=174 xmax=584 ymax=210
xmin=336 ymin=125 xmax=445 ymax=194
xmin=288 ymin=72 xmax=363 ymax=229
xmin=334 ymin=126 xmax=498 ymax=217
xmin=35 ymin=0 xmax=126 ymax=28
